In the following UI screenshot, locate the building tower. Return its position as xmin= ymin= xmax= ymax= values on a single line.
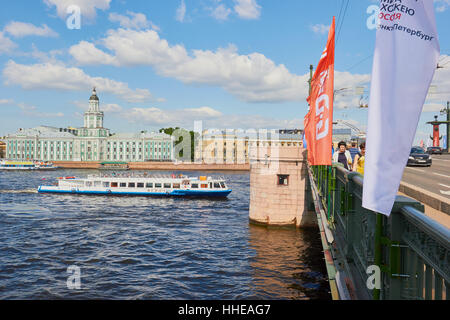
xmin=79 ymin=88 xmax=109 ymax=138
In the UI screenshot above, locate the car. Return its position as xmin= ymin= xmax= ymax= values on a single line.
xmin=426 ymin=146 xmax=442 ymax=155
xmin=407 ymin=147 xmax=432 ymax=167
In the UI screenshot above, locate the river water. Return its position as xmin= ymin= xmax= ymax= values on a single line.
xmin=0 ymin=169 xmax=331 ymax=300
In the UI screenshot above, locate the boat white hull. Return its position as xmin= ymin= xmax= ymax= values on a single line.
xmin=38 ymin=186 xmax=232 ymax=197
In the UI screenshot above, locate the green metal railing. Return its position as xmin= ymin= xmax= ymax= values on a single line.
xmin=310 ymin=163 xmax=450 ymax=300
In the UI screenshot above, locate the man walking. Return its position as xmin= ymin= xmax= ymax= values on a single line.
xmin=348 ymin=142 xmax=359 ymax=162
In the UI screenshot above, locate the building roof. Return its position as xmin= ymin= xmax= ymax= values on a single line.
xmin=109 ymin=132 xmax=171 ymax=140
xmin=9 ymin=126 xmax=76 ymax=138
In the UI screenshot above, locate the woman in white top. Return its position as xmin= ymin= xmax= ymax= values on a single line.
xmin=332 ymin=141 xmax=352 ymax=170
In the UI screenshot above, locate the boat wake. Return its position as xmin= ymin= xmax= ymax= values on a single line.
xmin=0 ymin=189 xmax=38 ymax=194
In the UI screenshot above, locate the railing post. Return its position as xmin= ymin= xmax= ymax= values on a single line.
xmin=373 ymin=213 xmax=383 ymax=300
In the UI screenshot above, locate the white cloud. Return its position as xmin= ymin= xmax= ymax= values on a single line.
xmin=69 ymin=29 xmax=370 ymax=104
xmin=123 ymin=105 xmax=303 ymax=129
xmin=43 ymin=0 xmax=111 ymax=20
xmin=0 ymin=32 xmax=17 ymax=54
xmin=126 ymin=106 xmax=222 ymax=126
xmin=69 ymin=41 xmax=118 ymax=66
xmin=109 ymin=11 xmax=159 ymax=30
xmin=2 ymin=60 xmax=152 ymax=103
xmin=17 ymin=102 xmax=64 ymax=118
xmin=233 ymin=0 xmax=261 ymax=20
xmin=176 ymin=0 xmax=187 ymax=22
xmin=4 ymin=22 xmax=58 ymax=38
xmin=102 ymin=103 xmax=123 ymax=113
xmin=211 ymin=4 xmax=232 ymax=21
xmin=310 ymin=24 xmax=330 ymax=35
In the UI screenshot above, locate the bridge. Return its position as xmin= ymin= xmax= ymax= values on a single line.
xmin=308 ymin=163 xmax=449 ymax=300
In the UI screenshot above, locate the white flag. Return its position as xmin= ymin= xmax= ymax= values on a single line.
xmin=363 ymin=0 xmax=440 ymax=216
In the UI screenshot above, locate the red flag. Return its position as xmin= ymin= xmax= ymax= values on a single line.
xmin=304 ymin=17 xmax=335 ymax=165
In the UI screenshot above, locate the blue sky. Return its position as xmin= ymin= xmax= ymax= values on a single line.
xmin=0 ymin=0 xmax=449 ymax=145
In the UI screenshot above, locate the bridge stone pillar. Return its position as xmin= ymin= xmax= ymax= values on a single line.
xmin=249 ymin=142 xmax=316 ymax=228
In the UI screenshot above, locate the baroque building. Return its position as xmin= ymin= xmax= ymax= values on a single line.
xmin=3 ymin=89 xmax=173 ymax=162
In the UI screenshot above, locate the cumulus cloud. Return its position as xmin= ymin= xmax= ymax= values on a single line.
xmin=123 ymin=105 xmax=303 ymax=129
xmin=233 ymin=0 xmax=261 ymax=20
xmin=125 ymin=106 xmax=222 ymax=126
xmin=211 ymin=4 xmax=232 ymax=21
xmin=4 ymin=21 xmax=58 ymax=38
xmin=16 ymin=102 xmax=64 ymax=118
xmin=69 ymin=41 xmax=118 ymax=66
xmin=2 ymin=60 xmax=152 ymax=103
xmin=109 ymin=11 xmax=159 ymax=30
xmin=0 ymin=32 xmax=17 ymax=54
xmin=69 ymin=28 xmax=370 ymax=104
xmin=43 ymin=0 xmax=111 ymax=20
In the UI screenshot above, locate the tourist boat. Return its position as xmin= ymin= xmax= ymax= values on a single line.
xmin=38 ymin=174 xmax=232 ymax=197
xmin=0 ymin=160 xmax=58 ymax=170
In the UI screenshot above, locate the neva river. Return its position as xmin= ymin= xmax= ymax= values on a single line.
xmin=0 ymin=170 xmax=330 ymax=300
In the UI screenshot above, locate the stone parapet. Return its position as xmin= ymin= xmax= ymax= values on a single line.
xmin=249 ymin=146 xmax=316 ymax=228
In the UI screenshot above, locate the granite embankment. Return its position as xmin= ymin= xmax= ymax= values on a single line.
xmin=52 ymin=161 xmax=250 ymax=171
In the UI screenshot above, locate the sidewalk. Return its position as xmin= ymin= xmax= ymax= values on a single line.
xmin=398 ymin=191 xmax=450 ymax=229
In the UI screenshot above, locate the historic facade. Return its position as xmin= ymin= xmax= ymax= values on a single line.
xmin=3 ymin=89 xmax=173 ymax=162
xmin=195 ymin=129 xmax=303 ymax=164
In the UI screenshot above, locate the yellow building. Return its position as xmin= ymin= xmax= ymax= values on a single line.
xmin=195 ymin=129 xmax=249 ymax=164
xmin=195 ymin=129 xmax=303 ymax=164
xmin=0 ymin=140 xmax=6 ymax=159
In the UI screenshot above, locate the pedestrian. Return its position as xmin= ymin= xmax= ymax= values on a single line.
xmin=348 ymin=142 xmax=359 ymax=162
xmin=332 ymin=141 xmax=352 ymax=170
xmin=353 ymin=142 xmax=366 ymax=175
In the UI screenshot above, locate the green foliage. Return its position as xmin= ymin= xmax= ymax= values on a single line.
xmin=159 ymin=127 xmax=199 ymax=162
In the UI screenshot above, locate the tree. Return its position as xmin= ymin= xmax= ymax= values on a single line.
xmin=160 ymin=127 xmax=199 ymax=162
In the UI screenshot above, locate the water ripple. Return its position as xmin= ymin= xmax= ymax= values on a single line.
xmin=0 ymin=169 xmax=330 ymax=300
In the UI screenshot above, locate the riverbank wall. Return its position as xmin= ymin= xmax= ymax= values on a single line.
xmin=52 ymin=161 xmax=250 ymax=171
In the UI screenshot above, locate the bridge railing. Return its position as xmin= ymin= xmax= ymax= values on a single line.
xmin=310 ymin=164 xmax=449 ymax=300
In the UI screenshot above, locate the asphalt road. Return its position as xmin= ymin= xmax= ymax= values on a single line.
xmin=401 ymin=154 xmax=450 ymax=199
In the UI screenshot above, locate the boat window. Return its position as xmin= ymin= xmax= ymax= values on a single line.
xmin=191 ymin=184 xmax=199 ymax=189
xmin=120 ymin=182 xmax=127 ymax=188
xmin=85 ymin=181 xmax=92 ymax=187
xmin=201 ymin=184 xmax=208 ymax=189
xmin=137 ymin=183 xmax=144 ymax=188
xmin=220 ymin=182 xmax=226 ymax=188
xmin=164 ymin=183 xmax=171 ymax=188
xmin=146 ymin=183 xmax=153 ymax=188
xmin=111 ymin=182 xmax=118 ymax=188
xmin=155 ymin=183 xmax=162 ymax=188
xmin=173 ymin=183 xmax=180 ymax=189
xmin=209 ymin=183 xmax=213 ymax=188
xmin=214 ymin=183 xmax=220 ymax=188
xmin=128 ymin=183 xmax=136 ymax=188
xmin=94 ymin=181 xmax=102 ymax=187
xmin=103 ymin=182 xmax=110 ymax=187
